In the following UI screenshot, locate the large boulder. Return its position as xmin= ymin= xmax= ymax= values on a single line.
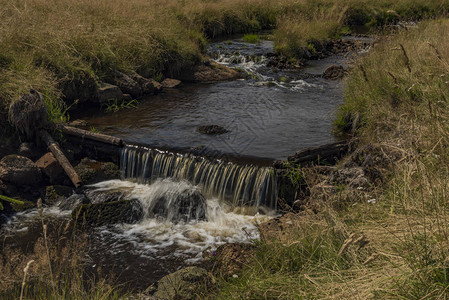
xmin=0 ymin=155 xmax=42 ymax=186
xmin=129 ymin=73 xmax=162 ymax=94
xmin=74 ymin=158 xmax=120 ymax=185
xmin=84 ymin=189 xmax=124 ymax=204
xmin=36 ymin=152 xmax=65 ymax=184
xmin=152 ymin=267 xmax=211 ymax=300
xmin=151 ymin=189 xmax=207 ymax=223
xmin=72 ymin=199 xmax=143 ymax=226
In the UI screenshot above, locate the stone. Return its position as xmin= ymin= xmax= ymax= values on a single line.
xmin=129 ymin=73 xmax=160 ymax=94
xmin=152 ymin=189 xmax=207 ymax=223
xmin=45 ymin=185 xmax=74 ymax=205
xmin=153 ymin=267 xmax=210 ymax=300
xmin=18 ymin=143 xmax=34 ymax=159
xmin=74 ymin=158 xmax=120 ymax=185
xmin=59 ymin=194 xmax=87 ymax=211
xmin=110 ymin=71 xmax=143 ymax=98
xmin=96 ymin=82 xmax=124 ymax=104
xmin=330 ymin=167 xmax=370 ymax=189
xmin=322 ymin=65 xmax=346 ymax=80
xmin=36 ymin=152 xmax=64 ymax=184
xmin=68 ymin=120 xmax=89 ymax=128
xmin=122 ymin=94 xmax=133 ymax=102
xmin=179 ymin=61 xmax=240 ymax=83
xmin=60 ymin=76 xmax=97 ymax=105
xmin=84 ymin=189 xmax=124 ymax=204
xmin=161 ymin=78 xmax=182 ymax=88
xmin=72 ymin=199 xmax=143 ymax=226
xmin=197 ymin=125 xmax=229 ymax=135
xmin=0 ymin=155 xmax=42 ymax=186
xmin=8 ymin=90 xmax=48 ymax=139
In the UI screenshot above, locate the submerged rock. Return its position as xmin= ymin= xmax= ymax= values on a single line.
xmin=152 ymin=189 xmax=207 ymax=223
xmin=152 ymin=267 xmax=211 ymax=300
xmin=59 ymin=194 xmax=87 ymax=211
xmin=178 ymin=61 xmax=240 ymax=83
xmin=0 ymin=155 xmax=42 ymax=187
xmin=84 ymin=189 xmax=124 ymax=204
xmin=161 ymin=78 xmax=182 ymax=88
xmin=322 ymin=65 xmax=346 ymax=80
xmin=197 ymin=125 xmax=229 ymax=135
xmin=72 ymin=199 xmax=143 ymax=226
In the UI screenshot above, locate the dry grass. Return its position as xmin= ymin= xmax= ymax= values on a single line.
xmin=215 ymin=19 xmax=449 ymax=299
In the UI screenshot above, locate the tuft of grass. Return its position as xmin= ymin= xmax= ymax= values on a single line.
xmin=242 ymin=34 xmax=260 ymax=44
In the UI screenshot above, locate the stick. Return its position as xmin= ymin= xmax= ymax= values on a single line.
xmin=60 ymin=125 xmax=123 ymax=146
xmin=40 ymin=130 xmax=82 ymax=188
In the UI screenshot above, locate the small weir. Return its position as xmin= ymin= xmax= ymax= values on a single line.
xmin=120 ymin=145 xmax=278 ymax=209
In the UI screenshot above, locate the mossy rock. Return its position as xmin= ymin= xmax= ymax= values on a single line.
xmin=72 ymin=199 xmax=143 ymax=226
xmin=75 ymin=158 xmax=120 ymax=185
xmin=9 ymin=199 xmax=35 ymax=212
xmin=45 ymin=185 xmax=74 ymax=205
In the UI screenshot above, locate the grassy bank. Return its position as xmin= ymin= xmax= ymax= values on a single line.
xmin=215 ymin=19 xmax=449 ymax=299
xmin=1 ymin=0 xmax=449 ymax=122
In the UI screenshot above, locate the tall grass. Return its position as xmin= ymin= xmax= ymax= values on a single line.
xmin=215 ymin=19 xmax=449 ymax=299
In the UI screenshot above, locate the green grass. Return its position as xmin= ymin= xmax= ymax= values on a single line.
xmin=243 ymin=34 xmax=261 ymax=43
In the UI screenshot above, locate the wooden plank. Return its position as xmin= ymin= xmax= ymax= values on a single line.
xmin=60 ymin=125 xmax=123 ymax=146
xmin=40 ymin=130 xmax=82 ymax=188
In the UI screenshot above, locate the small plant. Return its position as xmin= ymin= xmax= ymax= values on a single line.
xmin=105 ymin=98 xmax=138 ymax=113
xmin=243 ymin=34 xmax=260 ymax=44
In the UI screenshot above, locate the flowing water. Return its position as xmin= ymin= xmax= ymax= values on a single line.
xmin=80 ymin=39 xmax=348 ymax=160
xmin=1 ymin=36 xmax=365 ymax=291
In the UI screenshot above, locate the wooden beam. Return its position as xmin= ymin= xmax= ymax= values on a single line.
xmin=60 ymin=125 xmax=123 ymax=146
xmin=40 ymin=130 xmax=82 ymax=188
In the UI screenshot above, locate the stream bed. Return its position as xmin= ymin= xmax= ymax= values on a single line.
xmin=1 ymin=36 xmax=370 ymax=292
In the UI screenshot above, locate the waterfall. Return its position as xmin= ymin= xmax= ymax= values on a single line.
xmin=120 ymin=146 xmax=277 ymax=209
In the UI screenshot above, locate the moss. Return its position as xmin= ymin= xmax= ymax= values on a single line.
xmin=45 ymin=185 xmax=73 ymax=205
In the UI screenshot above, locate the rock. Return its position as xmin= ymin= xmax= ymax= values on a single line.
xmin=45 ymin=185 xmax=74 ymax=205
xmin=122 ymin=94 xmax=133 ymax=102
xmin=59 ymin=194 xmax=87 ymax=211
xmin=74 ymin=158 xmax=120 ymax=185
xmin=153 ymin=267 xmax=211 ymax=300
xmin=84 ymin=189 xmax=124 ymax=204
xmin=129 ymin=73 xmax=161 ymax=94
xmin=72 ymin=199 xmax=143 ymax=226
xmin=197 ymin=125 xmax=229 ymax=135
xmin=161 ymin=78 xmax=182 ymax=88
xmin=0 ymin=155 xmax=42 ymax=186
xmin=110 ymin=72 xmax=143 ymax=98
xmin=68 ymin=120 xmax=89 ymax=128
xmin=96 ymin=82 xmax=124 ymax=104
xmin=18 ymin=143 xmax=34 ymax=159
xmin=179 ymin=61 xmax=240 ymax=83
xmin=60 ymin=76 xmax=97 ymax=105
xmin=36 ymin=152 xmax=64 ymax=184
xmin=8 ymin=89 xmax=48 ymax=139
xmin=151 ymin=188 xmax=207 ymax=223
xmin=323 ymin=65 xmax=346 ymax=80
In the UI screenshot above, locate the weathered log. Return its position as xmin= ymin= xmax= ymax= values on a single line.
xmin=40 ymin=130 xmax=82 ymax=188
xmin=60 ymin=125 xmax=123 ymax=146
xmin=287 ymin=141 xmax=350 ymax=166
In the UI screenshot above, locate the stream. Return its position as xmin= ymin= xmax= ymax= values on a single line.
xmin=1 ymin=36 xmax=369 ymax=291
